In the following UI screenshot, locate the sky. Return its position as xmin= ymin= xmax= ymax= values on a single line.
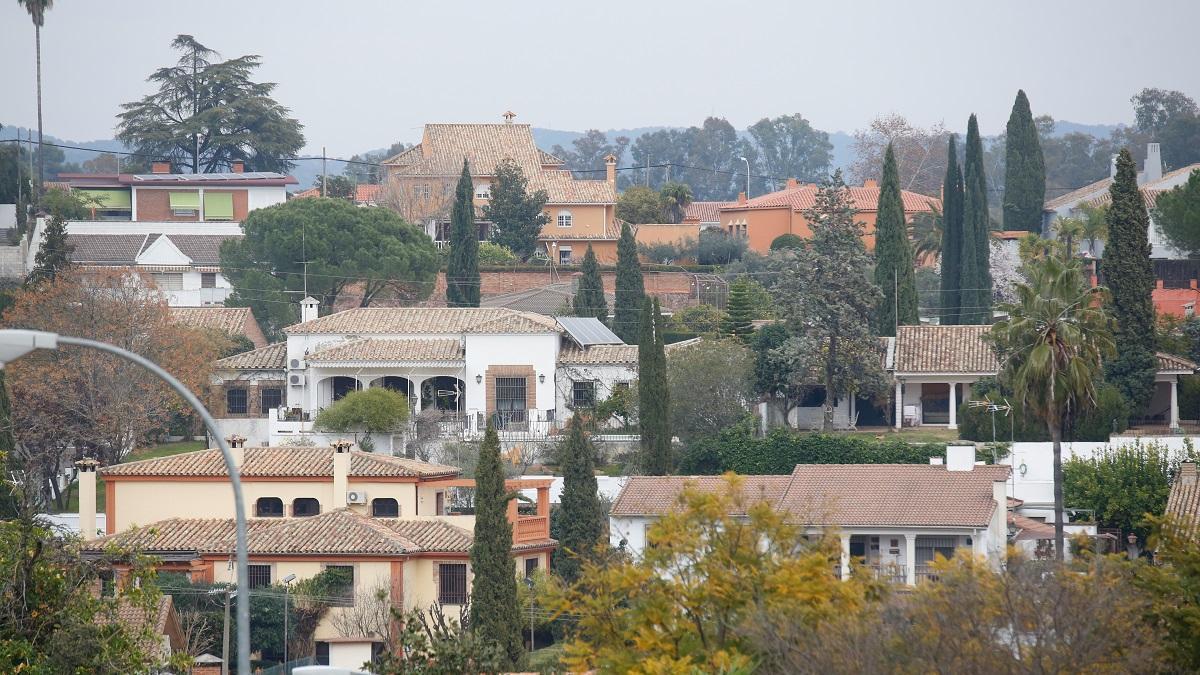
xmin=1 ymin=0 xmax=1198 ymax=158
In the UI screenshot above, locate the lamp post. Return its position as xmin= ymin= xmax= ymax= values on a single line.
xmin=282 ymin=573 xmax=297 ymax=668
xmin=0 ymin=330 xmax=251 ymax=674
xmin=739 ymin=156 xmax=750 ymax=198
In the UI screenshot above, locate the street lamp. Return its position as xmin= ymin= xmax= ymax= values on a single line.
xmin=0 ymin=329 xmax=251 ymax=675
xmin=738 ymin=156 xmax=750 ymax=198
xmin=282 ymin=573 xmax=297 ymax=667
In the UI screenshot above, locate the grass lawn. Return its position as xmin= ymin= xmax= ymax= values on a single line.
xmin=56 ymin=440 xmax=208 ymax=514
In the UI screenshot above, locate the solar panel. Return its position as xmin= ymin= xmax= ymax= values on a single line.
xmin=131 ymin=172 xmax=286 ymax=181
xmin=557 ymin=316 xmax=624 ymax=346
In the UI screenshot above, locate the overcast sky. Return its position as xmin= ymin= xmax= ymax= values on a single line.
xmin=1 ymin=0 xmax=1198 ymax=157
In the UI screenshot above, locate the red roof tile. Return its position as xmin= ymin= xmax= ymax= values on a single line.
xmin=721 ymin=184 xmax=939 ymax=214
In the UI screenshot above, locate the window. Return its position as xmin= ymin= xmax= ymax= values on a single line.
xmin=371 ymin=497 xmax=399 ymax=517
xmin=255 ymin=497 xmax=284 ymax=517
xmin=260 ymin=388 xmax=282 ymax=414
xmin=438 ymin=563 xmax=468 ymax=605
xmin=524 ymin=556 xmax=539 ymax=578
xmin=151 ymin=272 xmax=184 ymax=291
xmin=201 ymin=272 xmax=217 ymax=289
xmin=169 ymin=191 xmax=200 ymax=217
xmin=247 ymin=564 xmax=272 ymax=589
xmin=474 ymin=184 xmax=491 ymax=200
xmin=226 ymin=388 xmax=248 ymax=414
xmin=557 ymin=210 xmax=573 ymax=228
xmin=414 ymin=183 xmax=432 ymax=199
xmin=293 ymin=497 xmax=321 ymax=517
xmin=572 ymin=380 xmax=596 ymax=408
xmin=323 ymin=564 xmax=355 ymax=606
xmin=331 ymin=376 xmax=358 ymax=401
xmin=558 ymin=247 xmax=572 ymax=265
xmin=494 ymin=377 xmax=527 ymax=425
xmin=203 ymin=192 xmax=234 ymax=220
xmin=315 ymin=641 xmax=330 ymax=666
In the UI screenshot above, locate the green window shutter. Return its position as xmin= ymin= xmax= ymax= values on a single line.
xmin=169 ymin=192 xmax=201 ymax=210
xmin=78 ymin=188 xmax=132 ymax=210
xmin=203 ymin=192 xmax=235 ymax=220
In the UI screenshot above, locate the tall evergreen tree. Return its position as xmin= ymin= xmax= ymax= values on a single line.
xmin=720 ymin=277 xmax=755 ymax=339
xmin=572 ymin=245 xmax=608 ymax=322
xmin=1103 ymin=149 xmax=1158 ymax=417
xmin=939 ymin=135 xmax=965 ymax=325
xmin=612 ymin=223 xmax=645 ymax=343
xmin=638 ymin=297 xmax=672 ymax=475
xmin=554 ymin=415 xmax=604 ymax=584
xmin=446 ymin=160 xmax=480 ymax=307
xmin=1003 ymin=90 xmax=1047 ymax=233
xmin=872 ymin=143 xmax=919 ymax=336
xmin=26 ymin=215 xmax=71 ymax=286
xmin=483 ymin=158 xmax=549 ymax=261
xmin=469 ymin=422 xmax=524 ymax=668
xmin=960 ymin=114 xmax=992 ymax=324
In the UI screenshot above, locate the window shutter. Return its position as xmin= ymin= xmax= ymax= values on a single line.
xmin=168 ymin=192 xmax=200 ymax=210
xmin=203 ymin=192 xmax=235 ymax=220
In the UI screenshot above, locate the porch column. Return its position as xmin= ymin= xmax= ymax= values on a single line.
xmin=411 ymin=378 xmax=425 ymax=414
xmin=840 ymin=533 xmax=851 ymax=580
xmin=905 ymin=534 xmax=917 ymax=586
xmin=894 ymin=380 xmax=903 ymax=429
xmin=948 ymin=382 xmax=958 ymax=430
xmin=1171 ymin=378 xmax=1180 ymax=430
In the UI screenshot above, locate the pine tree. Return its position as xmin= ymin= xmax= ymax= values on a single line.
xmin=939 ymin=135 xmax=964 ymax=325
xmin=483 ymin=158 xmax=548 ymax=261
xmin=446 ymin=159 xmax=480 ymax=307
xmin=1003 ymin=90 xmax=1046 ymax=233
xmin=26 ymin=215 xmax=72 ymax=286
xmin=960 ymin=114 xmax=992 ymax=324
xmin=612 ymin=223 xmax=645 ymax=343
xmin=572 ymin=245 xmax=608 ymax=322
xmin=554 ymin=415 xmax=604 ymax=584
xmin=1103 ymin=149 xmax=1158 ymax=417
xmin=469 ymin=422 xmax=524 ymax=668
xmin=638 ymin=297 xmax=672 ymax=475
xmin=720 ymin=277 xmax=755 ymax=339
xmin=872 ymin=143 xmax=919 ymax=336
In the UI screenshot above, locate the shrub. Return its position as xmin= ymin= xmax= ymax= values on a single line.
xmin=697 ymin=229 xmax=746 ymax=265
xmin=1180 ymin=374 xmax=1200 ymax=422
xmin=1072 ymin=384 xmax=1131 ymax=441
xmin=770 ymin=233 xmax=804 ymax=250
xmin=710 ymin=419 xmax=946 ymax=474
xmin=314 ymin=387 xmax=409 ymax=433
xmin=670 ymin=304 xmax=723 ymax=333
xmin=477 ymin=242 xmax=518 ymax=265
xmin=958 ymin=380 xmax=1129 ymax=442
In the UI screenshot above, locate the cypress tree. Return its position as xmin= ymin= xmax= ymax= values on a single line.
xmin=638 ymin=297 xmax=672 ymax=475
xmin=873 ymin=143 xmax=919 ymax=335
xmin=26 ymin=215 xmax=72 ymax=286
xmin=719 ymin=277 xmax=755 ymax=339
xmin=446 ymin=159 xmax=480 ymax=307
xmin=554 ymin=415 xmax=604 ymax=584
xmin=1103 ymin=149 xmax=1158 ymax=417
xmin=960 ymin=114 xmax=992 ymax=324
xmin=469 ymin=422 xmax=524 ymax=668
xmin=612 ymin=223 xmax=645 ymax=343
xmin=939 ymin=135 xmax=964 ymax=325
xmin=1003 ymin=90 xmax=1047 ymax=233
xmin=572 ymin=245 xmax=608 ymax=322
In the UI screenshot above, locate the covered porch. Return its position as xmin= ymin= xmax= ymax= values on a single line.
xmin=893 ymin=379 xmax=972 ymax=430
xmin=836 ymin=530 xmax=983 ymax=585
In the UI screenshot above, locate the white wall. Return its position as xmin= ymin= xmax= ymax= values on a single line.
xmin=519 ymin=475 xmax=629 ymax=505
xmin=555 ymin=363 xmax=636 ymax=421
xmin=0 ymin=204 xmax=15 ymax=228
xmin=245 ymin=185 xmax=288 ymax=212
xmin=463 ymin=333 xmax=559 ymax=414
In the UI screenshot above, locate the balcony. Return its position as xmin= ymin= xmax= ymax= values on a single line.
xmin=422 ymin=477 xmax=553 ymax=544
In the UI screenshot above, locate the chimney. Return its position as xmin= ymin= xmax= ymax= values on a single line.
xmin=1110 ymin=153 xmax=1119 ymax=178
xmin=863 ymin=179 xmax=878 ymax=189
xmin=75 ymin=458 xmax=100 ymax=540
xmin=604 ymin=154 xmax=617 ymax=187
xmin=737 ymin=191 xmax=747 ymax=205
xmin=946 ymin=444 xmax=976 ymax=471
xmin=300 ymin=296 xmax=320 ymax=323
xmin=332 ymin=439 xmax=352 ymax=506
xmin=151 ymin=161 xmax=172 ymax=174
xmin=225 ymin=434 xmax=246 ymax=468
xmin=786 ymin=178 xmax=799 ymax=189
xmin=502 ymin=110 xmax=516 ymax=124
xmin=229 ymin=161 xmax=245 ymax=174
xmin=1144 ymin=143 xmax=1163 ymax=184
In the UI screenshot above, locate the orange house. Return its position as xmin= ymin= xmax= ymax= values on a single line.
xmin=717 ymin=178 xmax=940 ymax=253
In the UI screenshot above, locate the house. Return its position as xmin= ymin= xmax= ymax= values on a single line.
xmin=717 ymin=178 xmax=940 ymax=254
xmin=608 ymin=447 xmax=1011 ymax=585
xmin=683 ymin=201 xmax=728 ymax=229
xmin=78 ymin=442 xmax=554 ymax=669
xmin=97 ymin=594 xmax=186 ymax=669
xmin=293 ymin=183 xmax=383 ymax=207
xmin=889 ymin=325 xmax=1197 ymax=430
xmin=380 ymin=118 xmax=619 ymax=264
xmin=171 ymin=306 xmax=268 ymax=349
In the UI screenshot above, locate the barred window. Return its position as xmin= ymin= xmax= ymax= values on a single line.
xmin=495 ymin=377 xmax=527 ymax=423
xmin=439 ymin=563 xmax=468 ymax=605
xmin=247 ymin=564 xmax=272 ymax=589
xmin=260 ymin=388 xmax=282 ymax=414
xmin=572 ymin=380 xmax=596 ymax=408
xmin=226 ymin=388 xmax=248 ymax=414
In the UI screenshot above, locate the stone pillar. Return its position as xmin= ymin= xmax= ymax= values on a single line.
xmin=840 ymin=533 xmax=852 ymax=580
xmin=905 ymin=534 xmax=917 ymax=586
xmin=894 ymin=380 xmax=903 ymax=429
xmin=948 ymin=382 xmax=958 ymax=430
xmin=1171 ymin=379 xmax=1180 ymax=430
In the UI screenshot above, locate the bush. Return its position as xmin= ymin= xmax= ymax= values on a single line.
xmin=478 ymin=242 xmax=518 ymax=265
xmin=314 ymin=387 xmax=409 ymax=433
xmin=1180 ymin=374 xmax=1200 ymax=422
xmin=1072 ymin=384 xmax=1131 ymax=441
xmin=769 ymin=233 xmax=804 ymax=250
xmin=669 ymin=304 xmax=723 ymax=333
xmin=697 ymin=229 xmax=746 ymax=265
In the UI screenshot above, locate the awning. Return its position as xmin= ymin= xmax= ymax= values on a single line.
xmin=203 ymin=192 xmax=234 ymax=220
xmin=78 ymin=188 xmax=131 ymax=210
xmin=168 ymin=192 xmax=200 ymax=210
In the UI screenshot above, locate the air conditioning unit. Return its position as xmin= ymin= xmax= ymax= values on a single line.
xmin=288 ymin=358 xmax=304 ymax=370
xmin=288 ymin=373 xmax=306 ymax=387
xmin=346 ymin=490 xmax=367 ymax=505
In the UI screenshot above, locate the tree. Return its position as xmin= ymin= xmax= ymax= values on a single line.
xmin=476 ymin=242 xmax=517 ymax=266
xmin=219 ymin=197 xmax=438 ymax=336
xmin=1104 ymin=149 xmax=1159 ymax=417
xmin=1063 ymin=442 xmax=1189 ymax=541
xmin=469 ymin=423 xmax=523 ymax=669
xmin=659 ymin=182 xmax=693 ymax=224
xmin=1155 ymin=169 xmax=1200 ymax=255
xmin=554 ymin=416 xmax=604 ymax=584
xmin=770 ymin=171 xmax=886 ymax=431
xmin=850 ymin=114 xmax=949 ymax=196
xmin=719 ymin=277 xmax=756 ymax=339
xmin=1132 ymin=88 xmax=1198 ymax=134
xmin=939 ymin=136 xmax=964 ymax=324
xmin=116 ymin=35 xmax=304 ymax=173
xmin=446 ymin=160 xmax=481 ymax=308
xmin=314 ymin=387 xmax=409 ymax=434
xmin=614 ymin=186 xmax=665 ymax=224
xmin=1003 ymin=90 xmax=1046 ymax=233
xmin=1079 ymin=203 xmax=1109 ymax=257
xmin=571 ymin=245 xmax=607 ymax=322
xmin=373 ymin=606 xmax=507 ymax=674
xmin=746 ymin=113 xmax=833 ymax=188
xmin=313 ymin=175 xmax=355 ymax=200
xmin=550 ymin=130 xmax=630 ymax=174
xmin=638 ymin=297 xmax=672 ymax=475
xmin=25 ymin=188 xmax=82 ymax=286
xmin=612 ymin=223 xmax=644 ymax=343
xmin=483 ymin=159 xmax=548 ymax=261
xmin=960 ymin=114 xmax=993 ymax=325
xmin=667 ymin=338 xmax=753 ymax=444
xmin=873 ymin=143 xmax=919 ymax=336
xmin=17 ymin=0 xmax=52 ymax=200
xmin=989 ymin=255 xmax=1113 ymax=559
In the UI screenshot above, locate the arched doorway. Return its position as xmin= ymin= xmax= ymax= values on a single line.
xmin=377 ymin=376 xmax=415 ymax=400
xmin=422 ymin=376 xmax=465 ymax=412
xmin=330 ymin=376 xmax=359 ymax=402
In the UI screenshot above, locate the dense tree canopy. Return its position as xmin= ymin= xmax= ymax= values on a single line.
xmin=571 ymin=245 xmax=608 ymax=321
xmin=1155 ymin=169 xmax=1200 ymax=255
xmin=447 ymin=161 xmax=481 ymax=308
xmin=612 ymin=223 xmax=644 ymax=343
xmin=1002 ymin=90 xmax=1046 ymax=232
xmin=554 ymin=416 xmax=605 ymax=584
xmin=483 ymin=159 xmax=548 ymax=260
xmin=872 ymin=143 xmax=919 ymax=335
xmin=939 ymin=135 xmax=964 ymax=324
xmin=550 ymin=130 xmax=630 ymax=173
xmin=745 ymin=113 xmax=833 ymax=186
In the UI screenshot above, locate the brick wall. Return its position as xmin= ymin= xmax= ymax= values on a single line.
xmin=484 ymin=365 xmax=535 ymax=414
xmin=134 ymin=188 xmax=248 ymax=222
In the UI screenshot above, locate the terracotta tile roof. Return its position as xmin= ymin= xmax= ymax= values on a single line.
xmin=609 ymin=476 xmax=791 ymax=516
xmin=214 ymin=342 xmax=287 ymax=370
xmin=721 ymin=185 xmax=939 ymax=214
xmin=307 ymin=338 xmax=464 ymax=363
xmin=778 ymin=464 xmax=1009 ymax=528
xmin=381 ymin=519 xmax=473 ymax=552
xmin=1079 ymin=187 xmax=1163 ymax=210
xmin=893 ymin=325 xmax=999 ymax=374
xmin=1158 ymin=352 xmax=1198 ymax=372
xmin=168 ymin=234 xmax=236 ymax=265
xmin=558 ymin=343 xmax=638 ymax=365
xmin=481 ymin=282 xmax=608 ymax=316
xmin=243 ymin=510 xmax=419 ymax=555
xmin=1167 ymin=462 xmax=1200 ymax=540
xmin=100 ymin=447 xmax=461 ymax=479
xmin=529 ymin=169 xmax=616 ymax=205
xmin=684 ymin=201 xmax=729 ymax=223
xmin=98 ymin=595 xmax=178 ymax=656
xmin=293 ymin=184 xmax=383 ymax=204
xmin=1044 ymin=177 xmax=1112 ymax=211
xmin=538 ymin=149 xmax=565 ymax=166
xmin=1045 ymin=164 xmax=1200 ymax=211
xmin=284 ymin=307 xmax=560 ymax=336
xmin=1009 ymin=511 xmax=1055 ymax=541
xmin=171 ymin=306 xmax=252 ymax=336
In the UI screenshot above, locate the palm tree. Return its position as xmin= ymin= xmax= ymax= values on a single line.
xmin=1053 ymin=216 xmax=1085 ymax=255
xmin=988 ymin=256 xmax=1113 ymax=560
xmin=17 ymin=0 xmax=53 ymax=202
xmin=660 ymin=182 xmax=693 ymax=224
xmin=1077 ymin=203 xmax=1109 ymax=257
xmin=910 ymin=205 xmax=943 ymax=264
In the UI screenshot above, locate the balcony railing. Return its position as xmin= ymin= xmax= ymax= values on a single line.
xmin=514 ymin=515 xmax=550 ymax=543
xmin=915 ymin=564 xmax=940 ymax=585
xmin=868 ymin=563 xmax=907 ymax=585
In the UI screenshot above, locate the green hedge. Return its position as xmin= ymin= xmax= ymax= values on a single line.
xmin=958 ymin=380 xmax=1129 ymax=442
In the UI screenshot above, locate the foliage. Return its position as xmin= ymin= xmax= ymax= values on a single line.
xmin=612 ymin=223 xmax=644 ymax=343
xmin=220 ymin=197 xmax=438 ymax=336
xmin=374 ymin=605 xmax=507 ymax=674
xmin=446 ymin=160 xmax=481 ymax=307
xmin=571 ymin=245 xmax=607 ymax=321
xmin=958 ymin=380 xmax=1129 ymax=442
xmin=850 ymin=113 xmax=949 ymax=196
xmin=669 ymin=303 xmax=722 ymax=334
xmin=614 ymin=186 xmax=665 ymax=224
xmin=1181 ymin=375 xmax=1200 ymax=422
xmin=1103 ymin=149 xmax=1159 ymax=417
xmin=696 ymin=228 xmax=746 ymax=265
xmin=1002 ymin=89 xmax=1047 ymax=232
xmin=1138 ymin=514 xmax=1200 ymax=671
xmin=719 ymin=277 xmax=756 ymax=339
xmin=0 ymin=144 xmax=30 ymax=207
xmin=26 ymin=188 xmax=86 ymax=286
xmin=770 ymin=233 xmax=804 ymax=250
xmin=638 ymin=298 xmax=672 ymax=475
xmin=746 ymin=113 xmax=833 ymax=187
xmin=484 ymin=159 xmax=548 ymax=261
xmin=939 ymin=135 xmax=964 ymax=324
xmin=1132 ymin=87 xmax=1199 ymax=133
xmin=959 ymin=114 xmax=992 ymax=325
xmin=554 ymin=416 xmax=605 ymax=584
xmin=659 ymin=181 xmax=693 ymax=224
xmin=476 ymin=242 xmax=517 ymax=266
xmin=1154 ymin=168 xmax=1200 ymax=255
xmin=116 ymin=35 xmax=304 ymax=173
xmin=667 ymin=338 xmax=753 ymax=445
xmin=312 ymin=174 xmax=356 ymax=200
xmin=627 ymin=117 xmax=744 ymax=199
xmin=550 ymin=129 xmax=630 ymax=175
xmin=314 ymin=387 xmax=409 ymax=433
xmin=1063 ymin=441 xmax=1194 ymax=539
xmin=872 ymin=143 xmax=919 ymax=335
xmin=469 ymin=424 xmax=523 ymax=668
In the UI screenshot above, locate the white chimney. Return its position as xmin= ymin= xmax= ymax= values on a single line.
xmin=1143 ymin=143 xmax=1163 ymax=184
xmin=75 ymin=458 xmax=100 ymax=540
xmin=946 ymin=445 xmax=976 ymax=471
xmin=332 ymin=439 xmax=352 ymax=506
xmin=300 ymin=296 xmax=320 ymax=323
xmin=226 ymin=434 xmax=246 ymax=468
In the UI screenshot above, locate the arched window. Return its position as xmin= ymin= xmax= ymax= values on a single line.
xmin=293 ymin=498 xmax=321 ymax=517
xmin=255 ymin=497 xmax=283 ymax=518
xmin=331 ymin=376 xmax=358 ymax=401
xmin=557 ymin=210 xmax=573 ymax=228
xmin=371 ymin=498 xmax=399 ymax=518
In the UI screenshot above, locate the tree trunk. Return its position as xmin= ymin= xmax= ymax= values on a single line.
xmin=823 ymin=337 xmax=838 ymax=432
xmin=1050 ymin=422 xmax=1065 ymax=561
xmin=35 ymin=23 xmax=44 ymax=201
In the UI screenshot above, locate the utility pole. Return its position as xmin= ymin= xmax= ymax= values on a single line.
xmin=221 ymin=589 xmax=231 ymax=675
xmin=645 ymin=154 xmax=650 ymax=188
xmin=321 ymin=147 xmax=328 ymax=198
xmin=665 ymin=161 xmax=671 ymax=183
xmin=894 ymin=268 xmax=899 ymax=337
